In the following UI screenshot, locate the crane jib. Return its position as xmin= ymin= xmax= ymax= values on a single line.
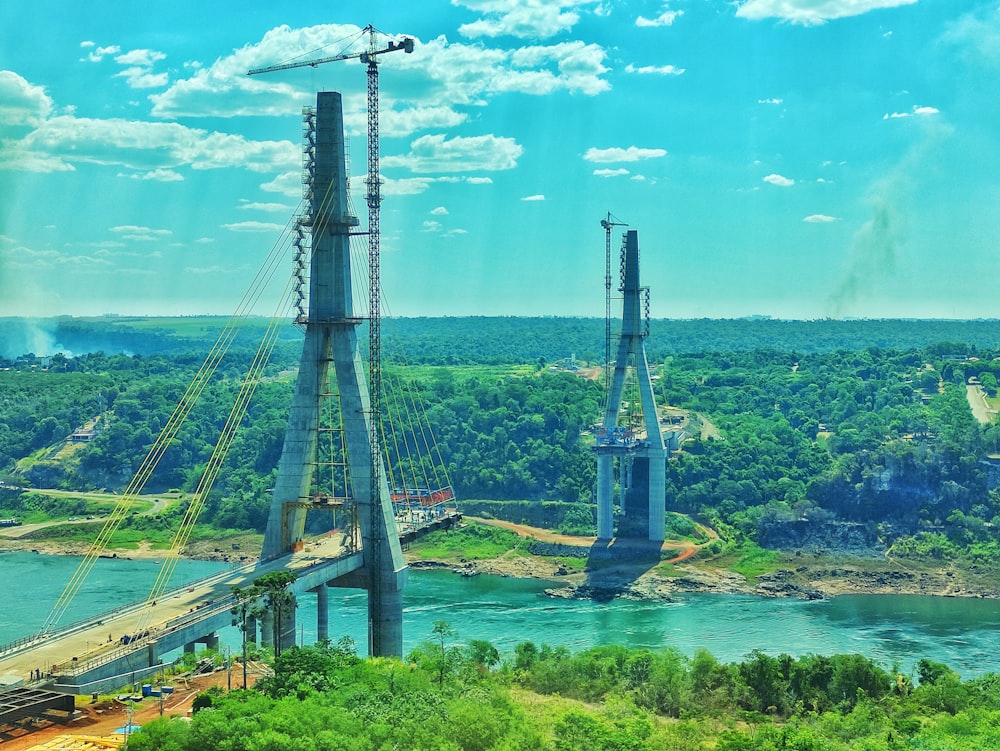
xmin=246 ymin=36 xmax=414 ymax=77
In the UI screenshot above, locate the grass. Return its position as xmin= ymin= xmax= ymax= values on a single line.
xmin=710 ymin=540 xmax=782 ymax=581
xmin=409 ymin=521 xmax=527 ymax=561
xmin=663 ymin=512 xmax=710 ymax=544
xmin=551 ymin=556 xmax=587 ymax=573
xmin=654 ymin=561 xmax=687 ymax=577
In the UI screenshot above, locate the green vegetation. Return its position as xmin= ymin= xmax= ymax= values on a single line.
xmin=128 ymin=628 xmax=1000 ymax=751
xmin=7 ymin=316 xmax=1000 ymax=569
xmin=409 ymin=522 xmax=527 ymax=561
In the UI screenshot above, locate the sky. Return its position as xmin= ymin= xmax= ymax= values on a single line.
xmin=1 ymin=0 xmax=999 ymax=321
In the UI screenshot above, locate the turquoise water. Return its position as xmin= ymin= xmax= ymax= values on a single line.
xmin=3 ymin=551 xmax=1000 ymax=677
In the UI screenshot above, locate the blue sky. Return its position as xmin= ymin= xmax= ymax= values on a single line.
xmin=1 ymin=0 xmax=998 ymax=320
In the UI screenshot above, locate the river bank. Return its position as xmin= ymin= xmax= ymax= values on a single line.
xmin=0 ymin=535 xmax=262 ymax=564
xmin=413 ymin=552 xmax=1000 ymax=601
xmin=6 ymin=525 xmax=999 ymax=603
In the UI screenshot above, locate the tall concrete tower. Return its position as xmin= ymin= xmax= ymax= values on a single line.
xmin=595 ymin=230 xmax=666 ymax=542
xmin=261 ymin=91 xmax=407 ymax=656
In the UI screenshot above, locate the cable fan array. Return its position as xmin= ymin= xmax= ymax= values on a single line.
xmin=43 ymin=112 xmax=454 ymax=637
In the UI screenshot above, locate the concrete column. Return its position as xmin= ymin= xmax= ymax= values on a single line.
xmin=260 ymin=612 xmax=273 ymax=647
xmin=648 ymin=452 xmax=666 ymax=543
xmin=619 ymin=457 xmax=630 ymax=515
xmin=316 ymin=586 xmax=329 ymax=643
xmin=278 ymin=602 xmax=297 ymax=652
xmin=146 ymin=640 xmax=159 ymax=667
xmin=597 ymin=454 xmax=614 ymax=539
xmin=369 ymin=584 xmax=403 ymax=657
xmin=203 ymin=633 xmax=219 ymax=651
xmin=246 ymin=615 xmax=258 ymax=644
xmin=183 ymin=642 xmax=195 ymax=654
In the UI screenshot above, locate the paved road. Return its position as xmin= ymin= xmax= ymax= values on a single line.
xmin=966 ymin=384 xmax=992 ymax=424
xmin=0 ymin=490 xmax=181 ymax=539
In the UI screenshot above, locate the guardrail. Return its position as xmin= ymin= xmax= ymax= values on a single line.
xmin=0 ymin=559 xmax=256 ymax=661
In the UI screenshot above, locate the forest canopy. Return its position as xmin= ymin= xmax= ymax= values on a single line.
xmin=4 ymin=316 xmax=1000 ymax=557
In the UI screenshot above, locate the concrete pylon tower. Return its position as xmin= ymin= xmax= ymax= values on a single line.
xmin=595 ymin=230 xmax=666 ymax=542
xmin=261 ymin=91 xmax=407 ymax=656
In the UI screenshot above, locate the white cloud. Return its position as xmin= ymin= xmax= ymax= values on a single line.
xmin=763 ymin=173 xmax=795 ymax=186
xmin=373 ymin=175 xmax=494 ymax=197
xmin=583 ymin=146 xmax=667 ymax=163
xmin=593 ymin=168 xmax=630 ymax=177
xmin=3 ymin=111 xmax=298 ymax=175
xmin=736 ymin=0 xmax=917 ymax=25
xmin=521 ymin=194 xmax=545 ymax=201
xmin=238 ymin=201 xmax=293 ymax=212
xmin=115 ymin=49 xmax=166 ymax=67
xmin=344 ymin=101 xmax=469 ymax=139
xmin=260 ymin=172 xmax=303 ymax=198
xmin=431 ymin=206 xmax=449 ymax=215
xmin=86 ymin=44 xmax=121 ymax=62
xmin=150 ymin=24 xmax=610 ymax=125
xmin=110 ymin=225 xmax=171 ymax=235
xmin=494 ymin=41 xmax=610 ymax=96
xmin=119 ymin=168 xmax=184 ymax=182
xmin=758 ymin=97 xmax=783 ymax=105
xmin=941 ymin=6 xmax=1000 ymax=67
xmin=222 ymin=221 xmax=286 ymax=233
xmin=421 ymin=220 xmax=443 ymax=232
xmin=0 ymin=71 xmax=53 ymax=130
xmin=882 ymin=105 xmax=940 ymax=119
xmin=110 ymin=225 xmax=173 ymax=241
xmin=636 ymin=9 xmax=684 ymax=27
xmin=454 ymin=0 xmax=588 ymax=39
xmin=382 ymin=133 xmax=523 ymax=173
xmin=804 ymin=214 xmax=838 ymax=223
xmin=625 ymin=63 xmax=685 ymax=75
xmin=115 ymin=68 xmax=169 ymax=89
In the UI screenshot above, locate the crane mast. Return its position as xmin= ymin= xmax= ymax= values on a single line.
xmin=363 ymin=26 xmax=385 ymax=621
xmin=600 ymin=212 xmax=628 ymax=394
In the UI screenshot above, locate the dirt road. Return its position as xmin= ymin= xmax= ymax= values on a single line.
xmin=466 ymin=516 xmax=718 ymax=564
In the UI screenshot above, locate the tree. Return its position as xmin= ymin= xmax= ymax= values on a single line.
xmin=231 ymin=583 xmax=264 ymax=689
xmin=431 ymin=619 xmax=457 ymax=688
xmin=467 ymin=639 xmax=500 ymax=671
xmin=254 ymin=571 xmax=297 ymax=658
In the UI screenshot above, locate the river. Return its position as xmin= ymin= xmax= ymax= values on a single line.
xmin=2 ymin=551 xmax=999 ymax=677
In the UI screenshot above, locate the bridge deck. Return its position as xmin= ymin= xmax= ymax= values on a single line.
xmin=0 ymin=510 xmax=462 ymax=689
xmin=0 ymin=534 xmax=352 ymax=681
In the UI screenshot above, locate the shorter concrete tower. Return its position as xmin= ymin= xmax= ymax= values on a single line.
xmin=595 ymin=230 xmax=666 ymax=542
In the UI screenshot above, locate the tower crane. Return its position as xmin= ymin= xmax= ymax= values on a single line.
xmin=248 ymin=26 xmax=413 ymax=613
xmin=600 ymin=212 xmax=628 ymax=393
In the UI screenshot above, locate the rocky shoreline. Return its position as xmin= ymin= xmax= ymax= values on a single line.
xmin=411 ymin=553 xmax=1000 ymax=603
xmin=9 ymin=534 xmax=999 ymax=604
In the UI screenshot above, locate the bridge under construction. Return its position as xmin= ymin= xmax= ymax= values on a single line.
xmin=2 ymin=64 xmax=457 ymax=699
